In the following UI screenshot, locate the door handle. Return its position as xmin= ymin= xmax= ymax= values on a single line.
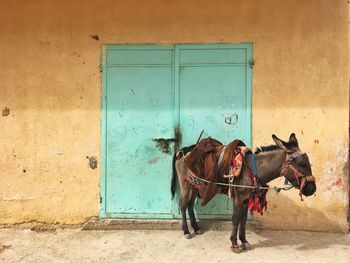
xmin=152 ymin=138 xmax=178 ymax=142
xmin=152 ymin=137 xmax=178 ymax=153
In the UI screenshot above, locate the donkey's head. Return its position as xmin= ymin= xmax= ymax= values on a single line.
xmin=272 ymin=133 xmax=316 ymax=197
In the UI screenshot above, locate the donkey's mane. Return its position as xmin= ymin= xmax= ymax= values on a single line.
xmin=254 ymin=144 xmax=280 ymax=154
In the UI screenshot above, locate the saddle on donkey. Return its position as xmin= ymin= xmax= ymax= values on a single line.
xmin=180 ymin=137 xmax=246 ymax=205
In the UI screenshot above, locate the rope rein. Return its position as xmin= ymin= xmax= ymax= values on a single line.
xmin=189 ymin=175 xmax=269 ymax=189
xmin=188 ymin=172 xmax=295 ymax=192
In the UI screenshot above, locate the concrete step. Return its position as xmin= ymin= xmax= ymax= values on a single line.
xmin=82 ymin=217 xmax=260 ymax=231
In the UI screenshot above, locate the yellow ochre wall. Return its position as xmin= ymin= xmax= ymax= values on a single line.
xmin=0 ymin=0 xmax=349 ymax=232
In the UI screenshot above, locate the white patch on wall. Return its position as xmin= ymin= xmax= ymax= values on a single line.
xmin=320 ymin=141 xmax=349 ymax=204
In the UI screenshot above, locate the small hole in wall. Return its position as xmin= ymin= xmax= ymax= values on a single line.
xmin=23 ymin=169 xmax=26 ymax=173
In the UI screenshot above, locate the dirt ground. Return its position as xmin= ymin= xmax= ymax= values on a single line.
xmin=0 ymin=228 xmax=349 ymax=263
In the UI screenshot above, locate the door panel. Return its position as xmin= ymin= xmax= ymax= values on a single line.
xmin=177 ymin=45 xmax=251 ymax=218
xmin=104 ymin=46 xmax=175 ymax=217
xmin=179 ymin=66 xmax=248 ymax=144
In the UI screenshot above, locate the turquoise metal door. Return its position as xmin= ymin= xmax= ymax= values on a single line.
xmin=101 ymin=44 xmax=252 ymax=219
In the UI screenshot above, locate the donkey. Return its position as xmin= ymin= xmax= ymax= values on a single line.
xmin=171 ymin=133 xmax=316 ymax=252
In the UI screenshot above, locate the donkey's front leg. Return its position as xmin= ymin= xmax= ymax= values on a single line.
xmin=239 ymin=199 xmax=251 ymax=250
xmin=230 ymin=196 xmax=243 ymax=253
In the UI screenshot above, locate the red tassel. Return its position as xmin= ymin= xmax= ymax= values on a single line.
xmin=248 ymin=190 xmax=268 ymax=216
xmin=248 ymin=198 xmax=255 ymax=215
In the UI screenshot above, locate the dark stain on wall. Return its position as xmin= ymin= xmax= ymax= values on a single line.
xmin=86 ymin=156 xmax=98 ymax=169
xmin=89 ymin=34 xmax=99 ymax=41
xmin=2 ymin=107 xmax=10 ymax=116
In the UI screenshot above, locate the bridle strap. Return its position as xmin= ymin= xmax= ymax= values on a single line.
xmin=280 ymin=151 xmax=307 ymax=201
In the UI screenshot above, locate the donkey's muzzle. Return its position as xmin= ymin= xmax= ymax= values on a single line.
xmin=301 ymin=176 xmax=316 ymax=196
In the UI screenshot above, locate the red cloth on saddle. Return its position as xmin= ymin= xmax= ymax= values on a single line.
xmin=230 ymin=146 xmax=252 ymax=177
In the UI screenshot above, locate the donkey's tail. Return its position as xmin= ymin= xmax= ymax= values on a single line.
xmin=171 ymin=153 xmax=177 ymax=200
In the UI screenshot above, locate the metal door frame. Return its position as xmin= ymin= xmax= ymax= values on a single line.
xmin=100 ymin=43 xmax=253 ymax=219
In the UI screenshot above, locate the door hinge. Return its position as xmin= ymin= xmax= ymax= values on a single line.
xmin=99 ymin=64 xmax=103 ymax=73
xmin=249 ymin=60 xmax=255 ymax=69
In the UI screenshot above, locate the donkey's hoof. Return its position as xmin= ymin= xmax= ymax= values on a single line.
xmin=184 ymin=233 xmax=192 ymax=239
xmin=194 ymin=229 xmax=202 ymax=235
xmin=231 ymin=245 xmax=240 ymax=254
xmin=241 ymin=242 xmax=252 ymax=250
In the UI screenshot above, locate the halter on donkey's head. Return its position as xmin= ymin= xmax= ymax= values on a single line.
xmin=272 ymin=133 xmax=316 ymax=200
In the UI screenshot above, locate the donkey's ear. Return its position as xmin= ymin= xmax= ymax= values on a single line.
xmin=288 ymin=133 xmax=299 ymax=148
xmin=272 ymin=134 xmax=293 ymax=153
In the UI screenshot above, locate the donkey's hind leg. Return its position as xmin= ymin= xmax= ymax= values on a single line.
xmin=179 ymin=185 xmax=191 ymax=239
xmin=188 ymin=188 xmax=201 ymax=234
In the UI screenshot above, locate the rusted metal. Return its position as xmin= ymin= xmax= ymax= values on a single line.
xmin=152 ymin=137 xmax=178 ymax=154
